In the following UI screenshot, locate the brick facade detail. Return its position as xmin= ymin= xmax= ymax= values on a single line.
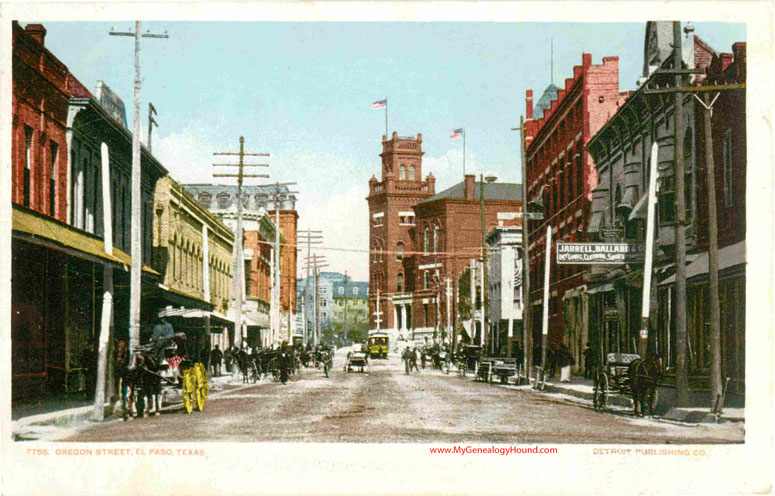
xmin=524 ymin=53 xmax=625 ymax=346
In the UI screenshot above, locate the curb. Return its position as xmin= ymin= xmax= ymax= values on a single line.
xmin=12 ymin=374 xmax=266 ymax=434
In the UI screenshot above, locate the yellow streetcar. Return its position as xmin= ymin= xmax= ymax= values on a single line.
xmin=367 ymin=333 xmax=389 ymax=359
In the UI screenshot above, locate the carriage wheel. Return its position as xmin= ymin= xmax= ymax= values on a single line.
xmin=593 ymin=373 xmax=609 ymax=412
xmin=194 ymin=364 xmax=208 ymax=411
xmin=182 ymin=368 xmax=195 ymax=414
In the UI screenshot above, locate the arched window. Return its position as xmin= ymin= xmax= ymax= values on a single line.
xmin=409 ymin=165 xmax=415 ymax=180
xmin=433 ymin=226 xmax=439 ymax=254
xmin=424 ymin=227 xmax=430 ymax=254
xmin=397 ymin=273 xmax=404 ymax=293
xmin=396 ymin=242 xmax=404 ymax=261
xmin=399 ymin=165 xmax=406 ymax=180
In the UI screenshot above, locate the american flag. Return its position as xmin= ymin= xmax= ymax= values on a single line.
xmin=450 ymin=128 xmax=463 ymax=139
xmin=372 ymin=99 xmax=387 ymax=109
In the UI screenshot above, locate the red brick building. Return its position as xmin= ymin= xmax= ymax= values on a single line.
xmin=270 ymin=209 xmax=298 ymax=315
xmin=367 ymin=132 xmax=435 ymax=336
xmin=366 ymin=133 xmax=523 ymax=348
xmin=409 ymin=175 xmax=522 ymax=343
xmin=524 ymin=53 xmax=628 ymax=366
xmin=12 ymin=22 xmax=167 ymax=402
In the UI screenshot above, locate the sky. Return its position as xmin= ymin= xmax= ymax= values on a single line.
xmin=38 ymin=21 xmax=745 ymax=280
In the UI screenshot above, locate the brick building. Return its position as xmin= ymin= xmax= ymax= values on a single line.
xmin=182 ymin=183 xmax=296 ymax=346
xmin=11 ymin=23 xmax=166 ymax=403
xmin=524 ymin=52 xmax=628 ymax=368
xmin=409 ymin=175 xmax=522 ymax=344
xmin=366 ymin=132 xmax=435 ymax=340
xmin=366 ymin=132 xmax=523 ymax=348
xmin=150 ymin=177 xmax=235 ymax=355
xmin=586 ymin=22 xmax=744 ymax=404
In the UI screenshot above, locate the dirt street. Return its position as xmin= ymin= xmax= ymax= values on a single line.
xmin=63 ymin=353 xmax=743 ymax=443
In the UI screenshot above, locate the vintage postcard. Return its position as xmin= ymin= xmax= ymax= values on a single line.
xmin=0 ymin=1 xmax=772 ymax=495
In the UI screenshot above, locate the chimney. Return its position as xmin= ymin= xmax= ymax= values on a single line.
xmin=526 ymin=90 xmax=534 ymax=120
xmin=464 ymin=174 xmax=476 ymax=201
xmin=25 ymin=24 xmax=47 ymax=46
xmin=426 ymin=173 xmax=436 ymax=194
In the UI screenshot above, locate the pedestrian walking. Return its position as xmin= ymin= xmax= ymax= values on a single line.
xmin=558 ymin=344 xmax=575 ymax=383
xmin=211 ymin=345 xmax=223 ymax=376
xmin=411 ymin=348 xmax=420 ymax=372
xmin=278 ymin=345 xmax=290 ymax=385
xmin=582 ymin=343 xmax=594 ymax=379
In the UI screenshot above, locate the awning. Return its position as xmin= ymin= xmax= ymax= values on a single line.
xmin=587 ymin=211 xmax=605 ymax=234
xmin=587 ymin=283 xmax=615 ymax=294
xmin=617 ymin=186 xmax=638 ymax=214
xmin=629 ymin=191 xmax=649 ymax=221
xmin=659 ymin=241 xmax=746 ymax=285
xmin=159 ymin=308 xmax=235 ymax=327
xmin=13 ymin=206 xmax=160 ymax=276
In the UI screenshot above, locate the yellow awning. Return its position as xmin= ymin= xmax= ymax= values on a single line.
xmin=13 ymin=207 xmax=159 ymax=276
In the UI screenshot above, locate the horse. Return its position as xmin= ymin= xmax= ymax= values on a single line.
xmin=114 ymin=340 xmax=164 ymax=420
xmin=627 ymin=354 xmax=663 ymax=417
xmin=236 ymin=348 xmax=253 ymax=383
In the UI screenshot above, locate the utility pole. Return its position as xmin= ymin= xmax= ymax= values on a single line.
xmin=212 ymin=137 xmax=270 ymax=348
xmin=671 ymin=21 xmax=690 ymax=406
xmin=268 ymin=182 xmax=298 ymax=346
xmin=639 ymin=143 xmax=660 ymax=358
xmin=512 ymin=116 xmax=532 ymax=382
xmin=642 ymin=42 xmax=745 ymax=409
xmin=147 ymin=103 xmax=158 ymax=153
xmin=541 ymin=225 xmax=552 ymax=382
xmin=298 ymin=229 xmax=322 ymax=345
xmin=700 ymin=91 xmax=723 ymax=411
xmin=374 ymin=288 xmax=383 ymax=334
xmin=304 ymin=254 xmax=328 ymax=346
xmin=109 ymin=23 xmax=168 ymax=358
xmin=445 ymin=278 xmax=452 ymax=348
xmin=343 ymin=270 xmax=349 ymax=344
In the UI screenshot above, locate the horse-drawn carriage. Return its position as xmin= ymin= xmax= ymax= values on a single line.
xmin=455 ymin=345 xmax=482 ymax=377
xmin=344 ymin=350 xmax=369 ymax=373
xmin=116 ymin=334 xmax=209 ymax=418
xmin=593 ymin=352 xmax=662 ymax=416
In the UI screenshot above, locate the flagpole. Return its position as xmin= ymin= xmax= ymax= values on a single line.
xmin=385 ymin=98 xmax=388 ymax=138
xmin=463 ymin=128 xmax=466 ymax=176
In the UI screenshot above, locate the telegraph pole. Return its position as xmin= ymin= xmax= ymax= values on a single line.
xmin=343 ymin=270 xmax=349 ymax=344
xmin=268 ymin=182 xmax=298 ymax=346
xmin=671 ymin=21 xmax=690 ymax=406
xmin=512 ymin=116 xmax=532 ymax=382
xmin=374 ymin=288 xmax=383 ymax=334
xmin=642 ymin=37 xmax=745 ymax=409
xmin=445 ymin=278 xmax=452 ymax=348
xmin=109 ymin=23 xmax=168 ymax=358
xmin=212 ymin=137 xmax=270 ymax=348
xmin=304 ymin=254 xmax=327 ymax=346
xmin=298 ymin=229 xmax=322 ymax=345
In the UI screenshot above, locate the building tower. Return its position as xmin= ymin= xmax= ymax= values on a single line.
xmin=366 ymin=132 xmax=435 ymax=344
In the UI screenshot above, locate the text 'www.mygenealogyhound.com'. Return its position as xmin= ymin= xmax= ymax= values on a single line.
xmin=429 ymin=446 xmax=558 ymax=455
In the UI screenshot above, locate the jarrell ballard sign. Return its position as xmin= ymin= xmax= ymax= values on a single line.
xmin=556 ymin=242 xmax=644 ymax=265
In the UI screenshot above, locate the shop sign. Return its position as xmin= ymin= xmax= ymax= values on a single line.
xmin=556 ymin=242 xmax=644 ymax=264
xmin=603 ymin=307 xmax=619 ymax=321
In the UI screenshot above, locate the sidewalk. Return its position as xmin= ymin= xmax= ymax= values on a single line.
xmin=498 ymin=374 xmax=744 ymax=424
xmin=11 ymin=371 xmax=258 ymax=441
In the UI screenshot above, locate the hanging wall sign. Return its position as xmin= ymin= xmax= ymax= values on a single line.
xmin=556 ymin=242 xmax=644 ymax=264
